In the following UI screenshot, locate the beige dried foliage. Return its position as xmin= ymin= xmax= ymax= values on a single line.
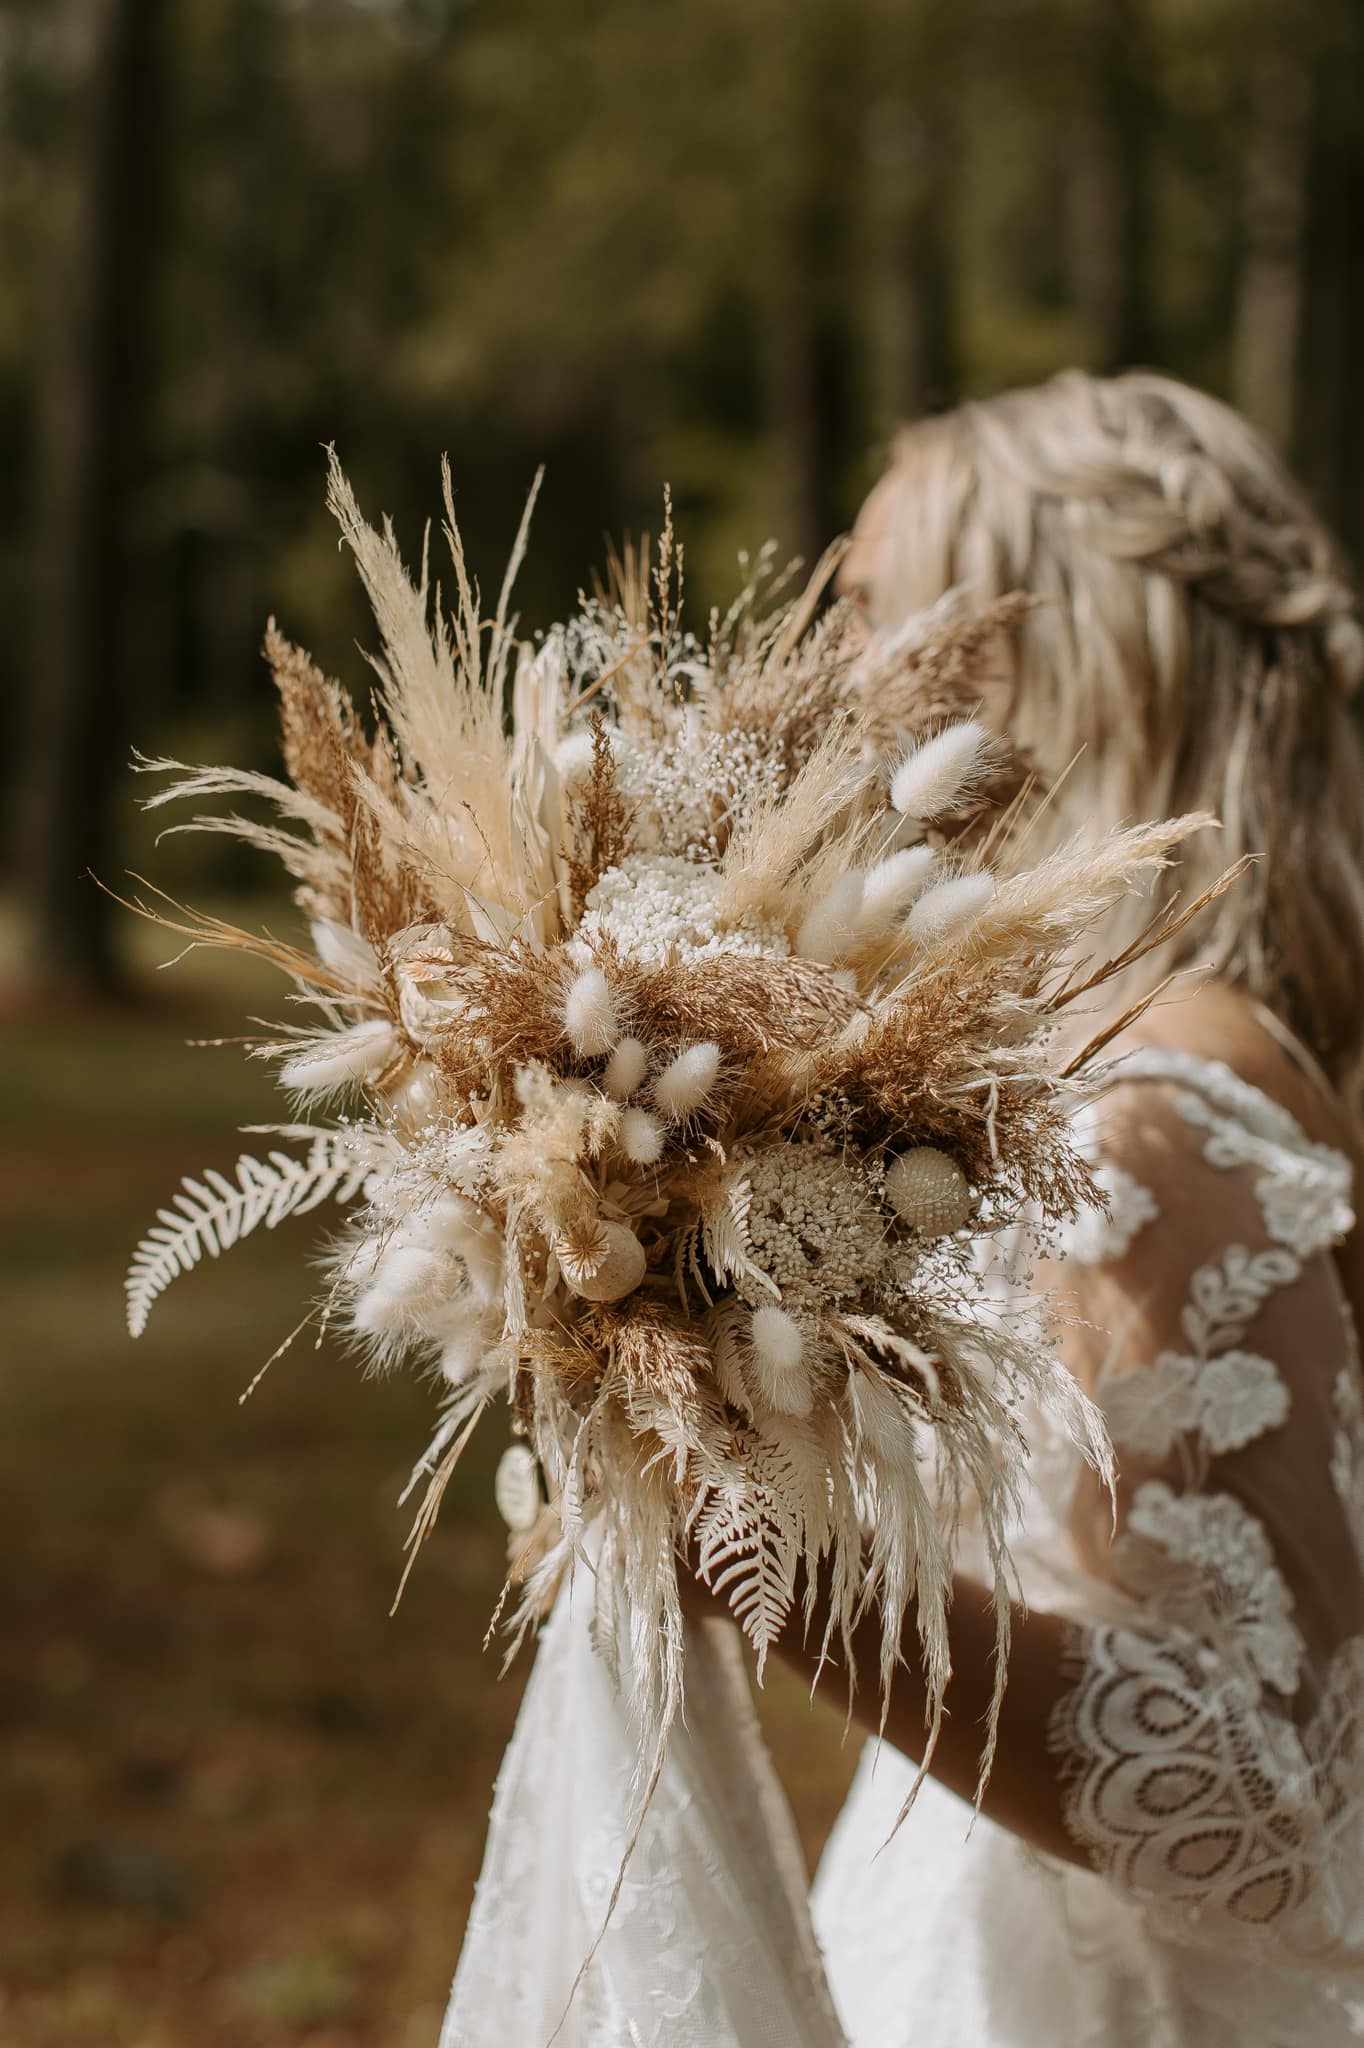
xmin=713 ymin=600 xmax=866 ymax=776
xmin=265 ymin=624 xmax=363 ymax=818
xmin=647 ymin=951 xmax=863 ymax=1056
xmin=128 ymin=461 xmax=1240 ymax=1901
xmin=564 ymin=716 xmax=639 ymax=917
xmin=854 ymin=590 xmax=1038 ymax=738
xmin=325 ymin=450 xmax=543 ymax=929
xmin=716 ymin=711 xmax=872 ymax=923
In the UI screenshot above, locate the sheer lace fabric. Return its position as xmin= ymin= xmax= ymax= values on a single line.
xmin=817 ymin=1047 xmax=1364 ymax=2045
xmin=1050 ymin=1051 xmax=1364 ymax=1962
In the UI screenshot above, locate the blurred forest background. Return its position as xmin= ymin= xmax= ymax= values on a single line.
xmin=0 ymin=0 xmax=1362 ymax=2043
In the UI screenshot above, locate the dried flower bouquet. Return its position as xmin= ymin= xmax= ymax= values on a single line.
xmin=126 ymin=457 xmax=1205 ymax=1797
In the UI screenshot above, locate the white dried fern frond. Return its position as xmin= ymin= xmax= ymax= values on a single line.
xmin=126 ymin=1140 xmax=368 ymax=1337
xmin=693 ymin=1453 xmax=799 ymax=1679
xmin=701 ymin=1176 xmax=777 ymax=1302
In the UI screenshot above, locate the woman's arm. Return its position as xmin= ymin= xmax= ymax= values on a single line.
xmin=767 ymin=1562 xmax=1083 ymax=1864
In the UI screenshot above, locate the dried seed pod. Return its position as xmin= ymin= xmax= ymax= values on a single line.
xmin=562 ymin=1219 xmax=647 ymax=1303
xmin=884 ymin=1147 xmax=972 ymax=1235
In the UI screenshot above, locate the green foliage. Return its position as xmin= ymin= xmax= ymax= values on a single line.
xmin=237 ymin=1947 xmax=356 ymax=2029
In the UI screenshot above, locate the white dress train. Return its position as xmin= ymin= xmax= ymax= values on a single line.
xmin=442 ymin=1560 xmax=847 ymax=2048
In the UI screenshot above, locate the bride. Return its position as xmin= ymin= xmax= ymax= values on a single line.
xmin=442 ymin=370 xmax=1364 ymax=2047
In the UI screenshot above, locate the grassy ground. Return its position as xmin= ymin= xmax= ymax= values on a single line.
xmin=0 ymin=927 xmax=857 ymax=2048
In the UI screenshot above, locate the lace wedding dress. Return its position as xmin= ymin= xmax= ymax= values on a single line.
xmin=443 ymin=1049 xmax=1364 ymax=2047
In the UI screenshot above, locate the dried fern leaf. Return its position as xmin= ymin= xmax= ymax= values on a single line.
xmin=126 ymin=1140 xmax=367 ymax=1337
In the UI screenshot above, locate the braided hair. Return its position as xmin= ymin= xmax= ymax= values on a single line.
xmin=855 ymin=369 xmax=1364 ymax=1113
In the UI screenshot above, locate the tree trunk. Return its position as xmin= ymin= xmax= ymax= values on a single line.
xmin=761 ymin=8 xmax=859 ymax=570
xmin=1067 ymin=0 xmax=1153 ymax=373
xmin=1295 ymin=5 xmax=1364 ymax=565
xmin=1231 ymin=57 xmax=1311 ymax=454
xmin=18 ymin=0 xmax=166 ymax=993
xmin=863 ymin=36 xmax=958 ymax=435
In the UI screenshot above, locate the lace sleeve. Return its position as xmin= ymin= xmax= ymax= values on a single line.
xmin=1046 ymin=1049 xmax=1364 ymax=1960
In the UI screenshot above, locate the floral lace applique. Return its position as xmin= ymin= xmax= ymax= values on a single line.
xmin=1196 ymin=1351 xmax=1290 ymax=1454
xmin=1117 ymin=1050 xmax=1354 ymax=1262
xmin=1053 ymin=1621 xmax=1318 ymax=1933
xmin=1171 ymin=1089 xmax=1352 ymax=1261
xmin=1098 ymin=1237 xmax=1297 ymax=1466
xmin=1113 ymin=1482 xmax=1303 ymax=1697
xmin=1101 ymin=1346 xmax=1288 ymax=1461
xmin=1181 ymin=1245 xmax=1301 ymax=1353
xmin=1064 ymin=1158 xmax=1161 ymax=1265
xmin=1086 ymin=1057 xmax=1352 ymax=1478
xmin=1051 ymin=1049 xmax=1362 ymax=1968
xmin=1100 ymin=1351 xmax=1202 ymax=1457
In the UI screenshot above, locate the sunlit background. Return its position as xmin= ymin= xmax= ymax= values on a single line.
xmin=1 ymin=1 xmax=1361 ymax=2041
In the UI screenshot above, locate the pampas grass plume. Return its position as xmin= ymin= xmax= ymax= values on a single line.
xmin=905 ymin=871 xmax=995 ymax=944
xmin=890 ymin=720 xmax=988 ymax=821
xmin=281 ymin=1018 xmax=399 ymax=1096
xmin=795 ymin=870 xmax=865 ymax=964
xmin=564 ymin=966 xmax=618 ymax=1055
xmin=749 ymin=1306 xmax=812 ymax=1417
xmin=603 ymin=1036 xmax=650 ymax=1100
xmin=653 ymin=1041 xmax=722 ymax=1119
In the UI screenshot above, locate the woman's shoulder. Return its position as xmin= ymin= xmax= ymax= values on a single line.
xmin=1103 ymin=981 xmax=1352 ymax=1161
xmin=1074 ymin=981 xmax=1360 ymax=1299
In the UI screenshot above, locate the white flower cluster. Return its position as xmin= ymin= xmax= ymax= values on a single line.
xmin=580 ymin=853 xmax=790 ymax=967
xmin=558 ymin=605 xmax=706 ymax=702
xmin=736 ymin=1139 xmax=887 ymax=1307
xmin=616 ymin=724 xmax=785 ymax=862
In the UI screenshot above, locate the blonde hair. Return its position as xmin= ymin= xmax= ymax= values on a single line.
xmin=855 ymin=369 xmax=1364 ymax=1112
